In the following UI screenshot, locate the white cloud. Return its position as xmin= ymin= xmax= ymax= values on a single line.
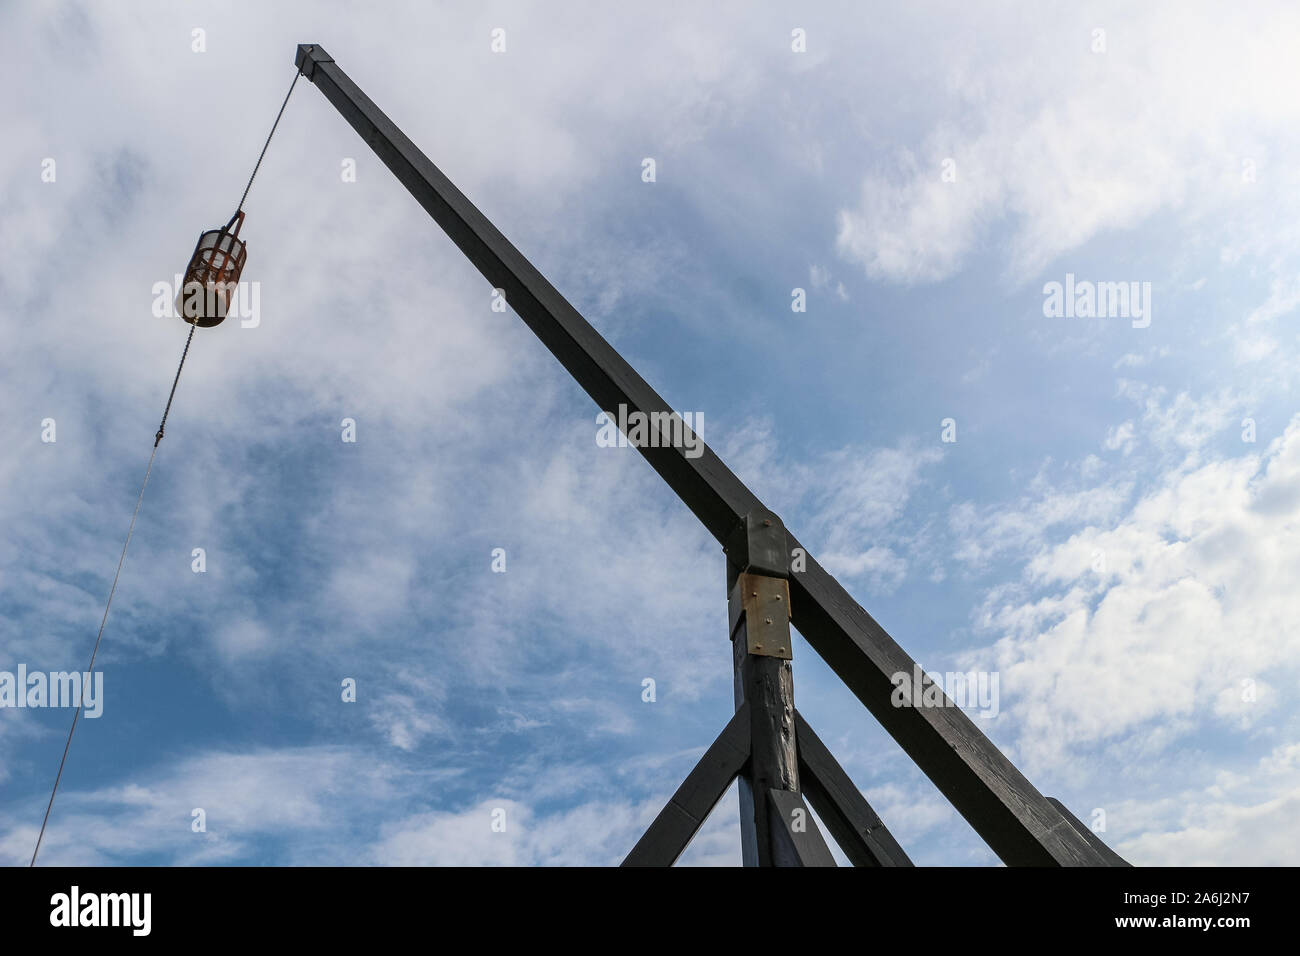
xmin=834 ymin=4 xmax=1300 ymax=286
xmin=967 ymin=416 xmax=1300 ymax=772
xmin=1115 ymin=740 xmax=1300 ymax=865
xmin=368 ymin=797 xmax=649 ymax=866
xmin=213 ymin=617 xmax=273 ymax=662
xmin=951 ymin=479 xmax=1132 ymax=572
xmin=1 ymin=747 xmax=414 ymax=866
xmin=1104 ymin=421 xmax=1135 ymax=455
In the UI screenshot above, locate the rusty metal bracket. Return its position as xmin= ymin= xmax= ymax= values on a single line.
xmin=729 ymin=571 xmax=792 ymax=659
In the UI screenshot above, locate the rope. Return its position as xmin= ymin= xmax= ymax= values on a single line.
xmin=237 ymin=68 xmax=301 ymax=213
xmin=30 ymin=325 xmax=199 ymax=866
xmin=30 ymin=61 xmax=302 ymax=867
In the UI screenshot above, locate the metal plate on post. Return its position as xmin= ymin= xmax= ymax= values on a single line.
xmin=729 ymin=572 xmax=792 ymax=659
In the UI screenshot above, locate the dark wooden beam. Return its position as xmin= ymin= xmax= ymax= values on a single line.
xmin=783 ymin=542 xmax=1120 ymax=866
xmin=296 ymin=43 xmax=1122 ymax=867
xmin=294 ymin=43 xmax=760 ymax=542
xmin=794 ymin=709 xmax=912 ymax=867
xmin=766 ymin=789 xmax=836 ymax=867
xmin=621 ymin=705 xmax=750 ymax=867
xmin=1047 ymin=797 xmax=1131 ymax=866
xmin=732 ymin=598 xmax=798 ymax=866
xmin=727 ymin=517 xmax=803 ymax=866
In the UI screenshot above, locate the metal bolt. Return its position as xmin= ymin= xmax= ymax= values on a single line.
xmin=765 ymin=617 xmax=772 ymax=624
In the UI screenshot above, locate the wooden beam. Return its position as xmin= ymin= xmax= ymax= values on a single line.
xmin=296 ymin=43 xmax=1122 ymax=867
xmin=1047 ymin=797 xmax=1130 ymax=866
xmin=621 ymin=705 xmax=750 ymax=867
xmin=732 ymin=605 xmax=798 ymax=865
xmin=794 ymin=709 xmax=912 ymax=867
xmin=767 ymin=789 xmax=836 ymax=867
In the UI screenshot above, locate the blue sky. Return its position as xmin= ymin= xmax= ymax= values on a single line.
xmin=3 ymin=0 xmax=1300 ymax=865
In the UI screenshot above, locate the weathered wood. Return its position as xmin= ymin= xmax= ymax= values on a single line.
xmin=794 ymin=709 xmax=913 ymax=867
xmin=730 ymin=550 xmax=800 ymax=866
xmin=767 ymin=789 xmax=837 ymax=867
xmin=621 ymin=706 xmax=750 ymax=867
xmin=733 ymin=630 xmax=799 ymax=865
xmin=1047 ymin=798 xmax=1131 ymax=867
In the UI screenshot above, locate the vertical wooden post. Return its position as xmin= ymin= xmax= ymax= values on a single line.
xmin=727 ymin=509 xmax=804 ymax=866
xmin=730 ymin=585 xmax=799 ymax=865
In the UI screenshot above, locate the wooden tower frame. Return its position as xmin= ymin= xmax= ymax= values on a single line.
xmin=293 ymin=44 xmax=1128 ymax=867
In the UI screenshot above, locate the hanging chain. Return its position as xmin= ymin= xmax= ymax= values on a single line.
xmin=31 ymin=64 xmax=303 ymax=866
xmin=155 ymin=320 xmax=197 ymax=446
xmin=238 ymin=68 xmax=301 ymax=213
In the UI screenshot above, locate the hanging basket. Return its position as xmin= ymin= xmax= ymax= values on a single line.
xmin=174 ymin=210 xmax=247 ymax=328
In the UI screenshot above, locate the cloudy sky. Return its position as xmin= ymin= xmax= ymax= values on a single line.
xmin=3 ymin=0 xmax=1299 ymax=866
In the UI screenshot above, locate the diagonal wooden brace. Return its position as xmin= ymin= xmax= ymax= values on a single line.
xmin=621 ymin=705 xmax=751 ymax=867
xmin=795 ymin=709 xmax=913 ymax=866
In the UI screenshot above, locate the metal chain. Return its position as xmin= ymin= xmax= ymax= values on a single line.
xmin=237 ymin=68 xmax=301 ymax=212
xmin=155 ymin=320 xmax=197 ymax=446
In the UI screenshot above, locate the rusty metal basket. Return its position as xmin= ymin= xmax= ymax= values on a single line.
xmin=174 ymin=210 xmax=247 ymax=327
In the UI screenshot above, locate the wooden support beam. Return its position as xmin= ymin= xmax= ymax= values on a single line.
xmin=295 ymin=43 xmax=1128 ymax=867
xmin=728 ymin=515 xmax=802 ymax=867
xmin=1047 ymin=798 xmax=1131 ymax=867
xmin=767 ymin=789 xmax=837 ymax=867
xmin=621 ymin=706 xmax=750 ymax=867
xmin=794 ymin=709 xmax=913 ymax=867
xmin=732 ymin=609 xmax=798 ymax=866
